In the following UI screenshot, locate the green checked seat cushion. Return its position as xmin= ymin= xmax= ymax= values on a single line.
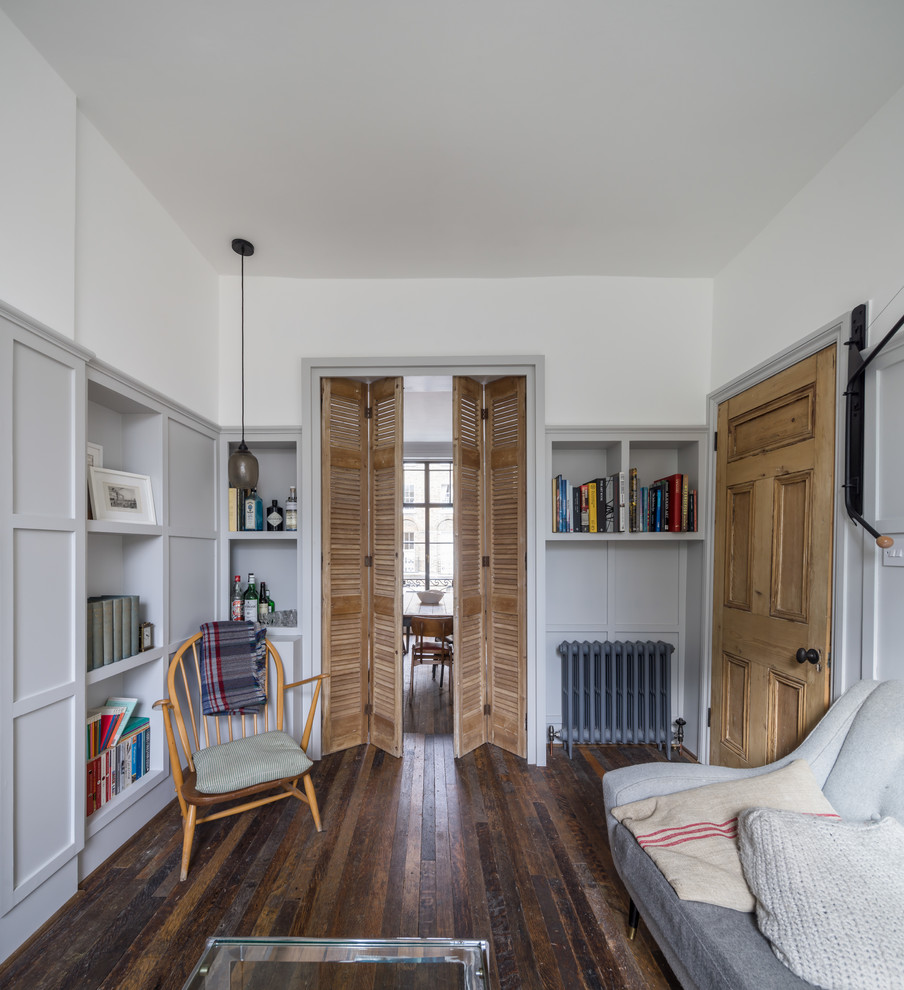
xmin=193 ymin=730 xmax=312 ymax=794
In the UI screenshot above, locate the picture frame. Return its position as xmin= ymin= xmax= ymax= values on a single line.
xmin=86 ymin=442 xmax=103 ymax=470
xmin=86 ymin=443 xmax=103 ymax=520
xmin=88 ymin=467 xmax=157 ymax=525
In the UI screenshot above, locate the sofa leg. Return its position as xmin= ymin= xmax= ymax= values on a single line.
xmin=627 ymin=899 xmax=640 ymax=940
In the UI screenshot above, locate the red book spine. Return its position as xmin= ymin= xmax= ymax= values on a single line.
xmin=87 ymin=758 xmax=96 ymax=816
xmin=654 ymin=473 xmax=683 ymax=532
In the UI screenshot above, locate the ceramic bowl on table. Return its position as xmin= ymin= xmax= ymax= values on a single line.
xmin=416 ymin=590 xmax=444 ymax=605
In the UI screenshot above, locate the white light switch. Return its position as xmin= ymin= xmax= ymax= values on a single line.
xmin=882 ymin=545 xmax=904 ymax=567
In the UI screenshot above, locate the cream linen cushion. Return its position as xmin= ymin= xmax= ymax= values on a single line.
xmin=738 ymin=807 xmax=904 ymax=990
xmin=192 ymin=730 xmax=312 ymax=794
xmin=611 ymin=759 xmax=838 ymax=911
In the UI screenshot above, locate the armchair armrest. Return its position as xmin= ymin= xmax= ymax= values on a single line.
xmin=283 ymin=673 xmax=329 ymax=752
xmin=285 ymin=673 xmax=330 ymax=690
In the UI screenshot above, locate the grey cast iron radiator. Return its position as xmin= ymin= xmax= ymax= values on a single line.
xmin=557 ymin=640 xmax=674 ymax=758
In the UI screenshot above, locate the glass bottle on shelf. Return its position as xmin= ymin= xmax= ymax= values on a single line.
xmin=243 ymin=573 xmax=259 ymax=622
xmin=244 ymin=488 xmax=263 ymax=531
xmin=266 ymin=499 xmax=284 ymax=531
xmin=230 ymin=575 xmax=243 ymax=620
xmin=285 ymin=486 xmax=298 ymax=531
xmin=267 ymin=586 xmax=275 ymax=613
xmin=258 ymin=582 xmax=270 ymax=622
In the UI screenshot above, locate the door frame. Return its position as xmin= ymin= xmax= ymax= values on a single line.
xmin=699 ymin=311 xmax=862 ymax=764
xmin=302 ymin=355 xmax=547 ymax=765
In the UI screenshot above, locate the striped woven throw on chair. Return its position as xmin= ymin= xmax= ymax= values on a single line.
xmin=199 ymin=620 xmax=267 ymax=715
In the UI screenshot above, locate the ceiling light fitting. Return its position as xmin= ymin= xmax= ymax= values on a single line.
xmin=227 ymin=237 xmax=259 ymax=490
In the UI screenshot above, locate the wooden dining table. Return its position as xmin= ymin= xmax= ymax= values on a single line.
xmin=402 ymin=590 xmax=452 ymax=653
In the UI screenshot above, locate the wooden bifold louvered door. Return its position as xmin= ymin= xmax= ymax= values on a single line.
xmin=369 ymin=378 xmax=403 ymax=757
xmin=453 ymin=375 xmax=528 ymax=758
xmin=484 ymin=377 xmax=527 ymax=757
xmin=321 ymin=378 xmax=370 ymax=755
xmin=452 ymin=377 xmax=485 ymax=757
xmin=322 ymin=377 xmax=403 ymax=758
xmin=322 ymin=374 xmax=526 ymax=761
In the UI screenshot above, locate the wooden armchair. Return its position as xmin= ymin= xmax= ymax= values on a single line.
xmin=409 ymin=615 xmax=453 ymax=704
xmin=154 ymin=631 xmax=326 ymax=881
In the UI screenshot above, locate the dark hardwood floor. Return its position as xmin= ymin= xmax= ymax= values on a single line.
xmin=1 ymin=663 xmax=688 ymax=989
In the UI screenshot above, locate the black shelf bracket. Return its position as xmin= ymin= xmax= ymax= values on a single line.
xmin=843 ymin=302 xmax=902 ymax=548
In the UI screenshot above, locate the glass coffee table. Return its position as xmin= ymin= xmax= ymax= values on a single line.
xmin=181 ymin=937 xmax=491 ymax=989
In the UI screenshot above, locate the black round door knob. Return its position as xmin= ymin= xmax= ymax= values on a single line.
xmin=796 ymin=648 xmax=820 ymax=665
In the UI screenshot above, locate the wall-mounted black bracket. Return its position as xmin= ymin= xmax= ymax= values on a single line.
xmin=843 ymin=301 xmax=903 ymax=548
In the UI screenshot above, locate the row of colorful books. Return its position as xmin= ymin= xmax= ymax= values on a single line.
xmin=86 ymin=714 xmax=150 ymax=817
xmin=87 ymin=594 xmax=140 ymax=670
xmin=641 ymin=473 xmax=698 ymax=533
xmin=552 ymin=470 xmax=698 ymax=533
xmin=87 ymin=697 xmax=138 ymax=758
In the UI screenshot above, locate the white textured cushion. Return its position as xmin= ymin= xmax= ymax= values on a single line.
xmin=193 ymin=730 xmax=312 ymax=794
xmin=739 ymin=807 xmax=904 ymax=990
xmin=611 ymin=759 xmax=837 ymax=911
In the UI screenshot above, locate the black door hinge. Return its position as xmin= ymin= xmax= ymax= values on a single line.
xmin=713 ymin=431 xmax=718 ymax=451
xmin=707 ymin=707 xmax=712 ymax=727
xmin=364 ymin=555 xmax=373 ymax=567
xmin=365 ymin=406 xmax=373 ymax=419
xmin=482 ymin=555 xmax=489 ymax=568
xmin=365 ymin=702 xmax=373 ymax=716
xmin=484 ymin=703 xmax=491 ymax=716
xmin=481 ymin=408 xmax=488 ymax=420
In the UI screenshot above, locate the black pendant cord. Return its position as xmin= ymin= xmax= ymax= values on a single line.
xmin=240 ymin=250 xmax=246 ymax=448
xmin=228 ymin=237 xmax=257 ymax=490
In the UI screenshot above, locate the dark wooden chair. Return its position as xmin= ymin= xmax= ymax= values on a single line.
xmin=408 ymin=615 xmax=453 ymax=704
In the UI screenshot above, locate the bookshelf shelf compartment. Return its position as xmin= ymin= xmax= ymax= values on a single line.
xmin=228 ymin=531 xmax=298 ymax=541
xmin=548 ymin=426 xmax=705 ymax=538
xmin=221 ymin=429 xmax=301 ymax=629
xmin=82 ymin=368 xmax=217 ymax=859
xmin=85 ymin=769 xmax=166 ymax=838
xmin=87 ymin=520 xmax=163 ymax=537
xmin=86 ymin=647 xmax=163 ymax=686
xmin=546 ymin=530 xmax=705 ymax=543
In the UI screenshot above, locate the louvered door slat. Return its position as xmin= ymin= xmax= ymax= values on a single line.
xmin=322 ymin=378 xmax=368 ymax=753
xmin=485 ymin=376 xmax=527 ymax=757
xmin=453 ymin=377 xmax=486 ymax=757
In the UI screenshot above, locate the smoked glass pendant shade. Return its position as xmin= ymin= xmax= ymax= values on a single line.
xmin=228 ymin=443 xmax=259 ymax=489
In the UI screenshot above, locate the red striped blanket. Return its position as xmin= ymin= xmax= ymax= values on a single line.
xmin=611 ymin=759 xmax=839 ymax=911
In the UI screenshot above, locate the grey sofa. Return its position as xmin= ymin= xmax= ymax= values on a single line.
xmin=603 ymin=679 xmax=904 ymax=990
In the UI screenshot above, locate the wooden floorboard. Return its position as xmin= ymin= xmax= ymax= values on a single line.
xmin=1 ymin=658 xmax=690 ymax=990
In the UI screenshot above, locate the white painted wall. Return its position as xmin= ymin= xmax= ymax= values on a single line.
xmin=712 ymin=85 xmax=904 ymax=388
xmin=218 ymin=275 xmax=713 ymax=429
xmin=0 ymin=16 xmax=220 ymax=419
xmin=0 ymin=11 xmax=76 ymax=336
xmin=76 ymin=116 xmax=220 ymax=421
xmin=713 ymin=83 xmax=904 ymax=684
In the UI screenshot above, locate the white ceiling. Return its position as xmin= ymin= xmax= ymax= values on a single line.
xmin=5 ymin=1 xmax=904 ymax=279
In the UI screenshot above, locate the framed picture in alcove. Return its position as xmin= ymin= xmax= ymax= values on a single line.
xmin=88 ymin=467 xmax=156 ymax=525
